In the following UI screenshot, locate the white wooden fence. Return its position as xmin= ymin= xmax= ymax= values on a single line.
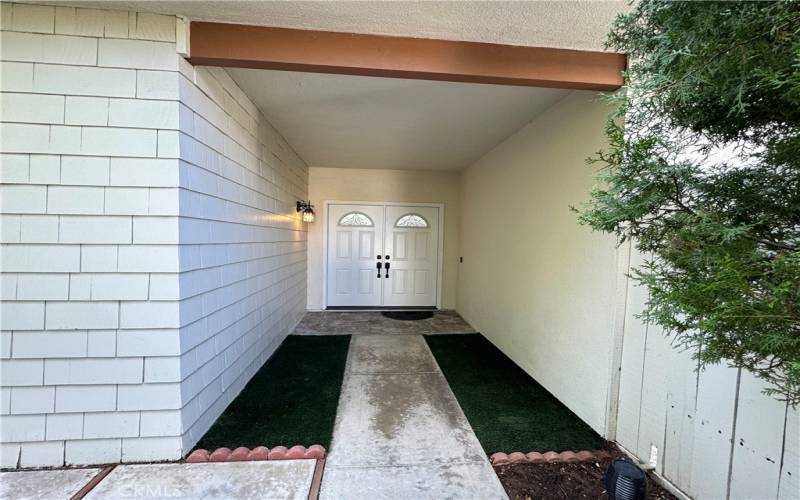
xmin=613 ymin=249 xmax=798 ymax=499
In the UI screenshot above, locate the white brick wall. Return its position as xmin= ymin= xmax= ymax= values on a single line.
xmin=175 ymin=62 xmax=308 ymax=453
xmin=1 ymin=2 xmax=308 ymax=467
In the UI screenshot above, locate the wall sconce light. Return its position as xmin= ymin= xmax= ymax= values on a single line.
xmin=296 ymin=200 xmax=315 ymax=223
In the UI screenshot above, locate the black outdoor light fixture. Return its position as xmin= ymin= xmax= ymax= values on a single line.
xmin=296 ymin=200 xmax=315 ymax=223
xmin=604 ymin=459 xmax=647 ymax=500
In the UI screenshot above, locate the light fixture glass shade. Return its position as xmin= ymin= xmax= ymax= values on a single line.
xmin=302 ymin=208 xmax=315 ymax=223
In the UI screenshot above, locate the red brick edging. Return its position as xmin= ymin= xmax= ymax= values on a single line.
xmin=186 ymin=445 xmax=326 ymax=463
xmin=490 ymin=449 xmax=612 ymax=465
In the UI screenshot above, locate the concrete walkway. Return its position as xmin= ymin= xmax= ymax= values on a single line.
xmin=0 ymin=461 xmax=316 ymax=500
xmin=320 ymin=334 xmax=508 ymax=499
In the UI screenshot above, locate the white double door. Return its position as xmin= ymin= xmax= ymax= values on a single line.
xmin=327 ymin=203 xmax=440 ymax=308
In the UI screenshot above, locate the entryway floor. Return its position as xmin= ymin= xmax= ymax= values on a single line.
xmin=293 ymin=310 xmax=476 ymax=336
xmin=320 ymin=334 xmax=508 ymax=499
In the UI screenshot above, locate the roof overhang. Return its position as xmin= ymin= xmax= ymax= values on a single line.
xmin=188 ymin=22 xmax=626 ymax=91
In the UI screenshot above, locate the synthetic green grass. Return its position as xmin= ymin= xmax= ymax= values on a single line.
xmin=425 ymin=334 xmax=604 ymax=454
xmin=196 ymin=335 xmax=351 ymax=450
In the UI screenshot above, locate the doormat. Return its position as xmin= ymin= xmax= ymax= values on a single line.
xmin=381 ymin=311 xmax=434 ymax=321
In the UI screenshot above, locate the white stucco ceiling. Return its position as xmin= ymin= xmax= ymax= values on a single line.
xmin=53 ymin=1 xmax=628 ymax=51
xmin=228 ymin=68 xmax=570 ymax=170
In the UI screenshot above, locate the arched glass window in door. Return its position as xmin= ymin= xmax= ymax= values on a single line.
xmin=395 ymin=214 xmax=428 ymax=228
xmin=338 ymin=212 xmax=374 ymax=226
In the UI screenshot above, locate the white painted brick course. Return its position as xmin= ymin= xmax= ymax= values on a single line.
xmin=48 ymin=186 xmax=105 ymax=214
xmin=34 ymin=64 xmax=137 ymax=98
xmin=65 ymin=97 xmax=109 ymax=126
xmin=105 ymin=187 xmax=149 ymax=215
xmin=9 ymin=386 xmax=54 ymax=414
xmin=117 ymin=245 xmax=178 ymax=272
xmin=19 ymin=215 xmax=59 ymax=243
xmin=65 ymin=438 xmax=121 ymax=465
xmin=0 ymin=332 xmax=11 ymax=358
xmin=144 ymin=357 xmax=181 ymax=382
xmin=80 ymin=245 xmax=118 ymax=272
xmin=0 ymin=185 xmax=46 ymax=213
xmin=0 ymin=302 xmax=44 ymax=330
xmin=131 ymin=13 xmax=175 ymax=42
xmin=61 ymin=156 xmax=110 ymax=185
xmin=148 ymin=188 xmax=179 ymax=215
xmin=137 ymin=70 xmax=179 ymax=100
xmin=84 ymin=411 xmax=140 ymax=439
xmin=45 ymin=413 xmax=83 ymax=440
xmin=12 ymin=331 xmax=87 ymax=358
xmin=87 ymin=330 xmax=117 ymax=357
xmin=45 ymin=301 xmax=119 ymax=330
xmin=0 ymin=414 xmax=45 ymax=442
xmin=118 ymin=383 xmax=181 ymax=410
xmin=0 ymin=92 xmax=64 ymax=124
xmin=20 ymin=441 xmax=64 ymax=467
xmin=98 ymin=39 xmax=178 ymax=71
xmin=28 ymin=155 xmax=60 ymax=184
xmin=16 ymin=273 xmax=69 ymax=300
xmin=1 ymin=244 xmax=80 ymax=272
xmin=1 ymin=215 xmax=21 ymax=243
xmin=122 ymin=436 xmax=182 ymax=462
xmin=90 ymin=273 xmax=150 ymax=300
xmin=59 ymin=216 xmax=132 ymax=244
xmin=0 ymin=154 xmax=29 ymax=183
xmin=9 ymin=4 xmax=55 ymax=34
xmin=54 ymin=6 xmax=104 ymax=37
xmin=117 ymin=329 xmax=180 ymax=356
xmin=45 ymin=357 xmax=143 ymax=385
xmin=81 ymin=127 xmax=157 ymax=157
xmin=0 ymin=31 xmax=96 ymax=65
xmin=109 ymin=98 xmax=179 ymax=129
xmin=55 ymin=385 xmax=116 ymax=413
xmin=132 ymin=216 xmax=179 ymax=244
xmin=119 ymin=301 xmax=180 ymax=329
xmin=109 ymin=158 xmax=179 ymax=187
xmin=0 ymin=62 xmax=33 ymax=92
xmin=139 ymin=409 xmax=181 ymax=437
xmin=0 ymin=443 xmax=20 ymax=468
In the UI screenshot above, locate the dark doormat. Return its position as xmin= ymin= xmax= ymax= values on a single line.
xmin=382 ymin=310 xmax=434 ymax=321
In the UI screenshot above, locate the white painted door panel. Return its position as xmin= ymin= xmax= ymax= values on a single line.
xmin=326 ymin=204 xmax=384 ymax=307
xmin=382 ymin=205 xmax=439 ymax=307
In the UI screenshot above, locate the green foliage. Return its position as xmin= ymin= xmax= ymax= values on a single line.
xmin=578 ymin=0 xmax=800 ymax=404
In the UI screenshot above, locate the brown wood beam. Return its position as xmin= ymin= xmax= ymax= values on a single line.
xmin=188 ymin=22 xmax=626 ymax=91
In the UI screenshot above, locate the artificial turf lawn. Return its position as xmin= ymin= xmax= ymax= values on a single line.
xmin=424 ymin=333 xmax=604 ymax=454
xmin=195 ymin=335 xmax=351 ymax=450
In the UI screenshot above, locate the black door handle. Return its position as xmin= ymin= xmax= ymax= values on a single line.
xmin=384 ymin=262 xmax=390 ymax=278
xmin=376 ymin=261 xmax=382 ymax=278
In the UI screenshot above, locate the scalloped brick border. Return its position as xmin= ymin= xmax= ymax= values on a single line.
xmin=490 ymin=449 xmax=612 ymax=466
xmin=186 ymin=445 xmax=326 ymax=463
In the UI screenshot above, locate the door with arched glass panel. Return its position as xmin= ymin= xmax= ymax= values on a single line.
xmin=382 ymin=205 xmax=439 ymax=307
xmin=326 ymin=204 xmax=385 ymax=307
xmin=326 ymin=203 xmax=440 ymax=307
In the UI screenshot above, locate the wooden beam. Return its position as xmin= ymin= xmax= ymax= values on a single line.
xmin=188 ymin=22 xmax=626 ymax=91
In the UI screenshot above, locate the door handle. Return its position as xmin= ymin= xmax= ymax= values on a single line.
xmin=376 ymin=261 xmax=382 ymax=278
xmin=384 ymin=262 xmax=390 ymax=278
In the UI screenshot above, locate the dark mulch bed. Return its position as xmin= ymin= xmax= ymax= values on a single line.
xmin=424 ymin=334 xmax=604 ymax=453
xmin=195 ymin=335 xmax=351 ymax=450
xmin=495 ymin=460 xmax=677 ymax=500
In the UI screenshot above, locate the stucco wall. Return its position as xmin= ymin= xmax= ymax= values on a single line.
xmin=0 ymin=2 xmax=307 ymax=467
xmin=456 ymin=91 xmax=619 ymax=434
xmin=307 ymin=167 xmax=460 ymax=310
